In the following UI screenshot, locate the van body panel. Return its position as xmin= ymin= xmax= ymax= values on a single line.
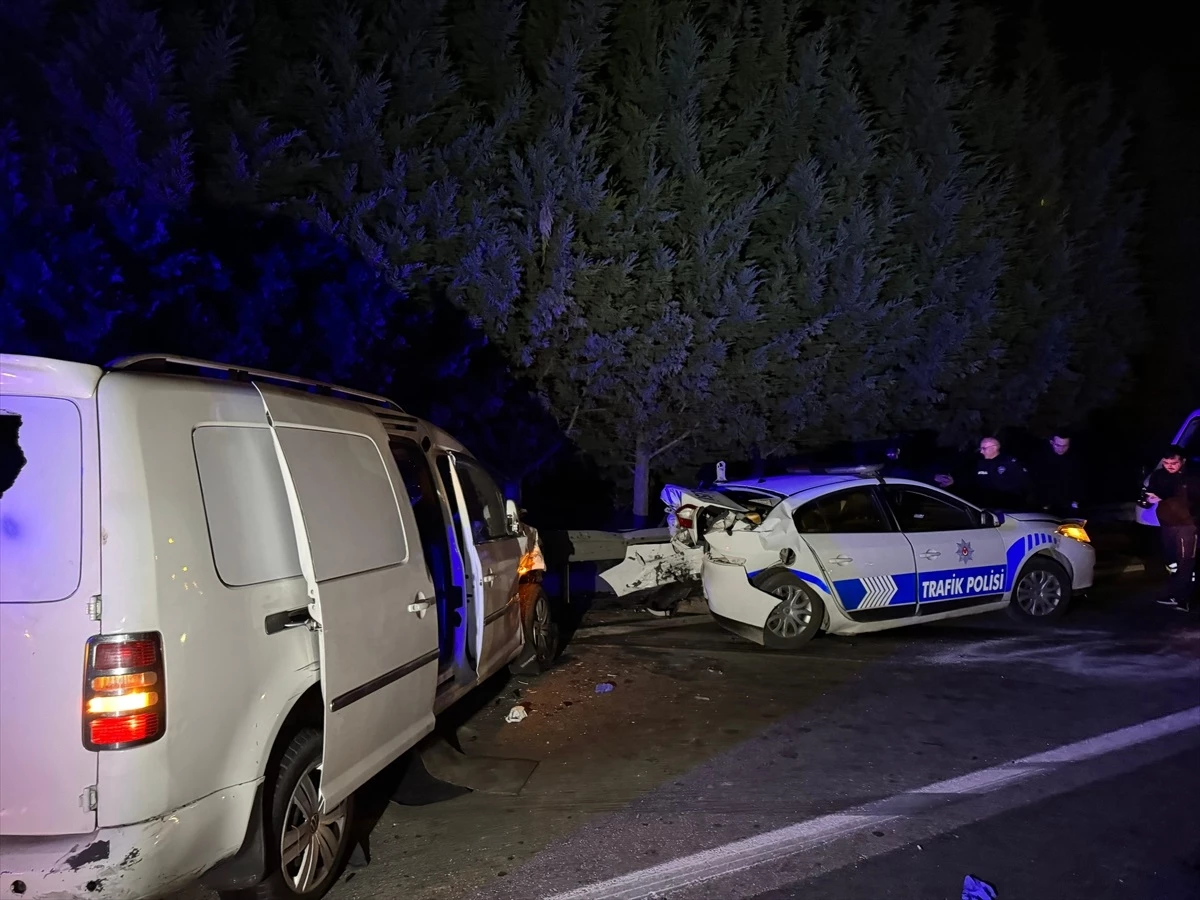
xmin=94 ymin=374 xmax=318 ymax=827
xmin=0 ymin=777 xmax=258 ymax=900
xmin=438 ymin=451 xmax=524 ymax=681
xmin=255 ymin=385 xmax=439 ymax=810
xmin=0 ymin=387 xmax=101 ymax=836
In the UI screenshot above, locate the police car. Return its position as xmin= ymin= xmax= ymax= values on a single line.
xmin=665 ymin=469 xmax=1095 ymax=649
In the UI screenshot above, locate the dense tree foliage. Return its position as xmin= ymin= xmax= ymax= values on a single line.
xmin=1 ymin=0 xmax=1143 ymax=516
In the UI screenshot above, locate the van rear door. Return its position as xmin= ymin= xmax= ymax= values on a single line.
xmin=0 ymin=366 xmax=101 ymax=836
xmin=255 ymin=386 xmax=439 ymax=810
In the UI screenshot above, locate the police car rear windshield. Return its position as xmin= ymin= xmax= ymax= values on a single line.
xmin=713 ymin=488 xmax=784 ymax=511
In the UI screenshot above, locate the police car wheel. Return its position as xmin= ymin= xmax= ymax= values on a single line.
xmin=1008 ymin=557 xmax=1071 ymax=623
xmin=758 ymin=571 xmax=825 ymax=650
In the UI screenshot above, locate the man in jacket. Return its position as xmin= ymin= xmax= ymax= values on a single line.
xmin=1032 ymin=432 xmax=1087 ymax=516
xmin=1146 ymin=445 xmax=1199 ymax=611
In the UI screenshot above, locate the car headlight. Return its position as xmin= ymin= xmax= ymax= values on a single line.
xmin=1055 ymin=523 xmax=1090 ymax=544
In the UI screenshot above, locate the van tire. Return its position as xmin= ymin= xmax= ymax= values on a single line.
xmin=510 ymin=583 xmax=559 ymax=674
xmin=222 ymin=728 xmax=354 ymax=900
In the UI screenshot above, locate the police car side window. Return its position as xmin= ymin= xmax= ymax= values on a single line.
xmin=794 ymin=488 xmax=890 ymax=534
xmin=885 ymin=487 xmax=978 ymax=533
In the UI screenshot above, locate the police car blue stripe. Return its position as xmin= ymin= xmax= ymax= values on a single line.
xmin=833 ymin=572 xmax=917 ymax=611
xmin=746 ymin=568 xmax=833 ymax=596
xmin=1005 ymin=540 xmax=1026 ymax=591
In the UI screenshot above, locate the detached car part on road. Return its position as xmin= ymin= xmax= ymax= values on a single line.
xmin=664 ymin=471 xmax=1095 ymax=649
xmin=0 ymin=354 xmax=552 ymax=900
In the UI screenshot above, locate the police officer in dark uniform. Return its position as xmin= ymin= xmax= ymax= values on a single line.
xmin=955 ymin=436 xmax=1030 ymax=509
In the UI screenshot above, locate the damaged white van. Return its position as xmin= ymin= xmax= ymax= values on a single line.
xmin=0 ymin=354 xmax=552 ymax=900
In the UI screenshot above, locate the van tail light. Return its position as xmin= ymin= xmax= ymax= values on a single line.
xmin=83 ymin=633 xmax=165 ymax=750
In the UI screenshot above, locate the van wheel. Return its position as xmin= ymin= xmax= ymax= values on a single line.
xmin=757 ymin=570 xmax=825 ymax=650
xmin=225 ymin=728 xmax=354 ymax=900
xmin=1008 ymin=557 xmax=1071 ymax=623
xmin=511 ymin=583 xmax=559 ymax=674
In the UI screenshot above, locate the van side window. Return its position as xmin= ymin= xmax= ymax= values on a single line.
xmin=193 ymin=426 xmax=302 ymax=586
xmin=454 ymin=459 xmax=510 ymax=543
xmin=388 ymin=436 xmax=449 ymax=586
xmin=274 ymin=427 xmax=408 ymax=579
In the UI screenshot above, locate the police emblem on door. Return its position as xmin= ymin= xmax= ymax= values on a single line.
xmin=956 ymin=540 xmax=974 ymax=564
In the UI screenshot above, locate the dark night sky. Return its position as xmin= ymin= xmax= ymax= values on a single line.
xmin=998 ymin=0 xmax=1198 ymax=117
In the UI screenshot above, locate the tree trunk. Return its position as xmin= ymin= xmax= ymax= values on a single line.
xmin=632 ymin=438 xmax=652 ymax=525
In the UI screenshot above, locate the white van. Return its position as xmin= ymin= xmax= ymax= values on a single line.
xmin=0 ymin=354 xmax=552 ymax=900
xmin=1135 ymin=407 xmax=1200 ymax=526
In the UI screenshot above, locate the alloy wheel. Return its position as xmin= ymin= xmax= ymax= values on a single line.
xmin=280 ymin=762 xmax=348 ymax=894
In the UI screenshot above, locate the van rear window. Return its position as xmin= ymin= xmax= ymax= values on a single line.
xmin=0 ymin=398 xmax=83 ymax=603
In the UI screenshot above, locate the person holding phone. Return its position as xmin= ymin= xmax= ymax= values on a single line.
xmin=1145 ymin=445 xmax=1199 ymax=611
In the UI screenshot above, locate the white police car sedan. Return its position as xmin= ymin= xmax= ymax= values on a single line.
xmin=666 ymin=470 xmax=1095 ymax=649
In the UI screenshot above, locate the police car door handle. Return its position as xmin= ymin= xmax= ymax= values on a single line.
xmin=920 ymin=549 xmax=942 ymax=560
xmin=830 ymin=555 xmax=854 ymax=565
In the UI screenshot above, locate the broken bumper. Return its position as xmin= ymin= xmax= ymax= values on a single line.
xmin=701 ymin=558 xmax=779 ymax=645
xmin=1061 ymin=541 xmax=1096 ymax=591
xmin=0 ymin=779 xmax=259 ymax=900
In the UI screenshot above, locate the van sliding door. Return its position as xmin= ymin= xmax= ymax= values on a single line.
xmin=254 ymin=385 xmax=438 ymax=810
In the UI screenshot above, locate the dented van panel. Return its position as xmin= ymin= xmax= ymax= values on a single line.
xmin=0 ymin=779 xmax=258 ymax=900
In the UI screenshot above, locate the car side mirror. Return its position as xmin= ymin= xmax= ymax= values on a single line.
xmin=505 ymin=499 xmax=521 ymax=535
xmin=981 ymin=510 xmax=1005 ymax=527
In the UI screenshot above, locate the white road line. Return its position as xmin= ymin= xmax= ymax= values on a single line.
xmin=544 ymin=705 xmax=1200 ymax=900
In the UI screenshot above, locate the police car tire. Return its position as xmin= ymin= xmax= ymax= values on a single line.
xmin=1007 ymin=557 xmax=1071 ymax=623
xmin=757 ymin=570 xmax=825 ymax=650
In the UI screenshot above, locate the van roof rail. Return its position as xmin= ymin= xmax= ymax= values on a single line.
xmin=107 ymin=354 xmax=405 ymax=413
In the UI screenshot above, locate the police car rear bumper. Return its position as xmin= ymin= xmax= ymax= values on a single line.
xmin=701 ymin=558 xmax=777 ymax=643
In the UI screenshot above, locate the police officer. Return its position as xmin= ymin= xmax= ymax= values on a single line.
xmin=945 ymin=436 xmax=1030 ymax=509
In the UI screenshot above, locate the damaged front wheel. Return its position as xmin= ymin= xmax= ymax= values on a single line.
xmin=510 ymin=583 xmax=559 ymax=674
xmin=757 ymin=571 xmax=824 ymax=650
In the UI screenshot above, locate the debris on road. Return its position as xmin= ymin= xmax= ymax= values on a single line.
xmin=595 ymin=682 xmax=615 ymax=694
xmin=505 ymin=704 xmax=529 ymax=723
xmin=694 ymin=695 xmax=710 ymax=701
xmin=962 ymin=875 xmax=998 ymax=899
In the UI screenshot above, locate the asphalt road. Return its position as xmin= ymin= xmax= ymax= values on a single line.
xmin=176 ymin=576 xmax=1200 ymax=900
